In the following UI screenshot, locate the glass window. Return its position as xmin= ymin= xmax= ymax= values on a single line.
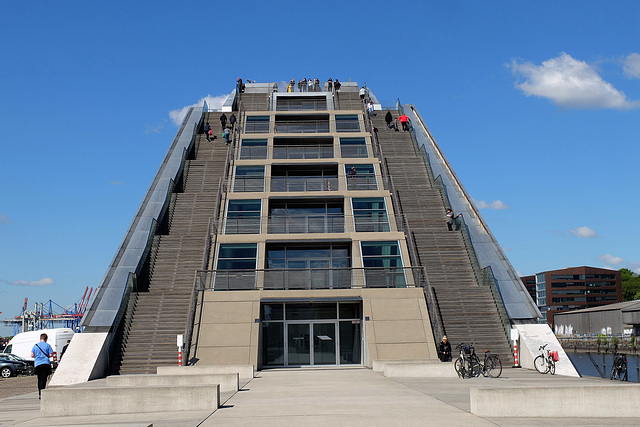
xmin=340 ymin=137 xmax=368 ymax=158
xmin=352 ymin=198 xmax=390 ymax=232
xmin=285 ymin=303 xmax=337 ymax=320
xmin=234 ymin=166 xmax=265 ymax=192
xmin=240 ymin=139 xmax=267 ymax=160
xmin=217 ymin=243 xmax=257 ymax=270
xmin=262 ymin=322 xmax=285 ymax=366
xmin=215 ymin=243 xmax=257 ymax=290
xmin=268 ymin=200 xmax=344 ymax=234
xmin=335 ymin=115 xmax=360 ymax=132
xmin=225 ymin=200 xmax=261 ymax=234
xmin=361 ymin=241 xmax=406 ymax=287
xmin=245 ymin=116 xmax=270 ymax=133
xmin=262 ymin=303 xmax=284 ymax=321
xmin=346 ymin=164 xmax=377 ymax=190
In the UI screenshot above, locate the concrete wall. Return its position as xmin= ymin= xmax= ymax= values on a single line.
xmin=191 ymin=287 xmax=437 ymax=369
xmin=515 ymin=324 xmax=579 ymax=377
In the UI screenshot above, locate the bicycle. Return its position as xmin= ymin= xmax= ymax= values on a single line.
xmin=454 ymin=343 xmax=480 ymax=379
xmin=479 ymin=349 xmax=502 ymax=378
xmin=534 ymin=344 xmax=556 ymax=375
xmin=610 ymin=352 xmax=628 ymax=381
xmin=454 ymin=343 xmax=502 ymax=378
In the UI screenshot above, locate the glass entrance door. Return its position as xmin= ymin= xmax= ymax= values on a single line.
xmin=313 ymin=322 xmax=336 ymax=365
xmin=286 ymin=322 xmax=336 ymax=366
xmin=287 ymin=323 xmax=310 ymax=365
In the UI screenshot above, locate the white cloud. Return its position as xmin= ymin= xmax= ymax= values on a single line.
xmin=511 ymin=52 xmax=639 ymax=110
xmin=569 ymin=226 xmax=597 ymax=238
xmin=598 ymin=254 xmax=624 ymax=265
xmin=0 ymin=214 xmax=9 ymax=224
xmin=11 ymin=277 xmax=54 ymax=287
xmin=169 ymin=94 xmax=229 ymax=126
xmin=145 ymin=121 xmax=165 ymax=134
xmin=475 ymin=199 xmax=509 ymax=210
xmin=623 ymin=53 xmax=640 ymax=79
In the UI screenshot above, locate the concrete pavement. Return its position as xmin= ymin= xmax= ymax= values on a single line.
xmin=2 ymin=366 xmax=640 ymax=426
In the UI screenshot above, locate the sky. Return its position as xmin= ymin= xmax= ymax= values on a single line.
xmin=1 ymin=0 xmax=639 ymax=336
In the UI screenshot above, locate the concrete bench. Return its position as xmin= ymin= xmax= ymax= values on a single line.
xmin=373 ymin=359 xmax=458 ymax=378
xmin=41 ymin=384 xmax=219 ymax=416
xmin=471 ymin=384 xmax=640 ymax=417
xmin=157 ymin=364 xmax=254 ymax=380
xmin=106 ymin=373 xmax=239 ymax=393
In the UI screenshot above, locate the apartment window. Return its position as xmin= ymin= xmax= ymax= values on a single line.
xmin=340 ymin=137 xmax=368 ymax=158
xmin=360 ymin=241 xmax=406 ymax=287
xmin=234 ymin=166 xmax=265 ymax=192
xmin=225 ymin=200 xmax=261 ymax=234
xmin=345 ymin=164 xmax=377 ymax=190
xmin=215 ymin=243 xmax=257 ymax=290
xmin=352 ymin=198 xmax=390 ymax=232
xmin=335 ymin=115 xmax=360 ymax=132
xmin=273 ymin=137 xmax=333 ymax=159
xmin=264 ymin=243 xmax=351 ymax=290
xmin=276 ymin=96 xmax=327 ymax=111
xmin=268 ymin=199 xmax=344 ymax=234
xmin=240 ymin=139 xmax=267 ymax=160
xmin=245 ymin=116 xmax=270 ymax=133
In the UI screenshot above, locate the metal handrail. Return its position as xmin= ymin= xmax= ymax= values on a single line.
xmin=196 ymin=266 xmax=427 ymax=291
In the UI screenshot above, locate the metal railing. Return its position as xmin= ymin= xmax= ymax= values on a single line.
xmin=273 ymin=145 xmax=333 ymax=159
xmin=220 ymin=213 xmax=395 ymax=235
xmin=276 ymin=98 xmax=328 ymax=111
xmin=275 ymin=120 xmax=330 ymax=133
xmin=195 ymin=266 xmax=427 ymax=291
xmin=270 ymin=176 xmax=339 ymax=192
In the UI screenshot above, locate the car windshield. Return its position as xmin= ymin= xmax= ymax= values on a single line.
xmin=0 ymin=353 xmax=24 ymax=362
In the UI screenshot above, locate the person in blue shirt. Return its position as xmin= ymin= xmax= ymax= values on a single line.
xmin=30 ymin=333 xmax=53 ymax=399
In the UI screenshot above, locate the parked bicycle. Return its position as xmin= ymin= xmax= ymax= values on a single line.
xmin=454 ymin=343 xmax=502 ymax=378
xmin=610 ymin=352 xmax=628 ymax=381
xmin=534 ymin=343 xmax=557 ymax=375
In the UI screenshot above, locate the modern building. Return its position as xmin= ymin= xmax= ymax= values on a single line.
xmin=57 ymin=80 xmax=543 ymax=382
xmin=522 ymin=266 xmax=622 ymax=327
xmin=554 ymin=300 xmax=640 ymax=336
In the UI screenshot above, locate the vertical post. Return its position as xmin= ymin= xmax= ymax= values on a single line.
xmin=511 ymin=328 xmax=520 ymax=368
xmin=177 ymin=334 xmax=184 ymax=367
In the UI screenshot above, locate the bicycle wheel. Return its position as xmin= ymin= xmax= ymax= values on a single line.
xmin=469 ymin=355 xmax=481 ymax=378
xmin=454 ymin=357 xmax=466 ymax=378
xmin=549 ymin=359 xmax=556 ymax=375
xmin=534 ymin=355 xmax=548 ymax=374
xmin=485 ymin=355 xmax=503 ymax=378
xmin=610 ymin=365 xmax=618 ymax=380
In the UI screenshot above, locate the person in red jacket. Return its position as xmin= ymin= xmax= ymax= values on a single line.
xmin=398 ymin=114 xmax=411 ymax=132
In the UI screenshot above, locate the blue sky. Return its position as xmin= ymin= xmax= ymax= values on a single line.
xmin=1 ymin=1 xmax=639 ymax=335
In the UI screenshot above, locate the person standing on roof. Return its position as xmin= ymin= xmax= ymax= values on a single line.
xmin=301 ymin=78 xmax=307 ymax=92
xmin=367 ymin=100 xmax=375 ymax=117
xmin=31 ymin=333 xmax=53 ymax=399
xmin=204 ymin=122 xmax=212 ymax=141
xmin=327 ymin=78 xmax=333 ymax=92
xmin=308 ymin=78 xmax=314 ymax=92
xmin=334 ymin=79 xmax=341 ymax=91
xmin=398 ymin=113 xmax=411 ymax=132
xmin=236 ymin=78 xmax=244 ymax=93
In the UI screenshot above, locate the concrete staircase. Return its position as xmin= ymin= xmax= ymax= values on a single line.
xmin=371 ymin=110 xmax=513 ymax=364
xmin=112 ymin=112 xmax=230 ymax=374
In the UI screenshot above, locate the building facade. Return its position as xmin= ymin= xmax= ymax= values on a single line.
xmin=522 ymin=266 xmax=622 ymax=327
xmin=73 ymin=80 xmax=541 ymax=379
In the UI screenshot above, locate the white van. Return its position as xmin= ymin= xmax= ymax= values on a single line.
xmin=2 ymin=328 xmax=75 ymax=365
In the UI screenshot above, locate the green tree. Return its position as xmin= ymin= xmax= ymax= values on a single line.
xmin=620 ymin=268 xmax=640 ymax=301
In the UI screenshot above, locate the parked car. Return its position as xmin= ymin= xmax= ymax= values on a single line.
xmin=0 ymin=353 xmax=31 ymax=378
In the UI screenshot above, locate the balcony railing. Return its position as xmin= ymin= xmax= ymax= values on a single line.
xmin=346 ymin=173 xmax=378 ymax=190
xmin=195 ymin=266 xmax=427 ymax=291
xmin=222 ymin=214 xmax=392 ymax=235
xmin=273 ymin=145 xmax=333 ymax=159
xmin=271 ymin=176 xmax=338 ymax=192
xmin=275 ymin=120 xmax=330 ymax=134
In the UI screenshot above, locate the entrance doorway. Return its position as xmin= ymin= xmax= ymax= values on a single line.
xmin=287 ymin=322 xmax=337 ymax=365
xmin=261 ymin=301 xmax=362 ymax=367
